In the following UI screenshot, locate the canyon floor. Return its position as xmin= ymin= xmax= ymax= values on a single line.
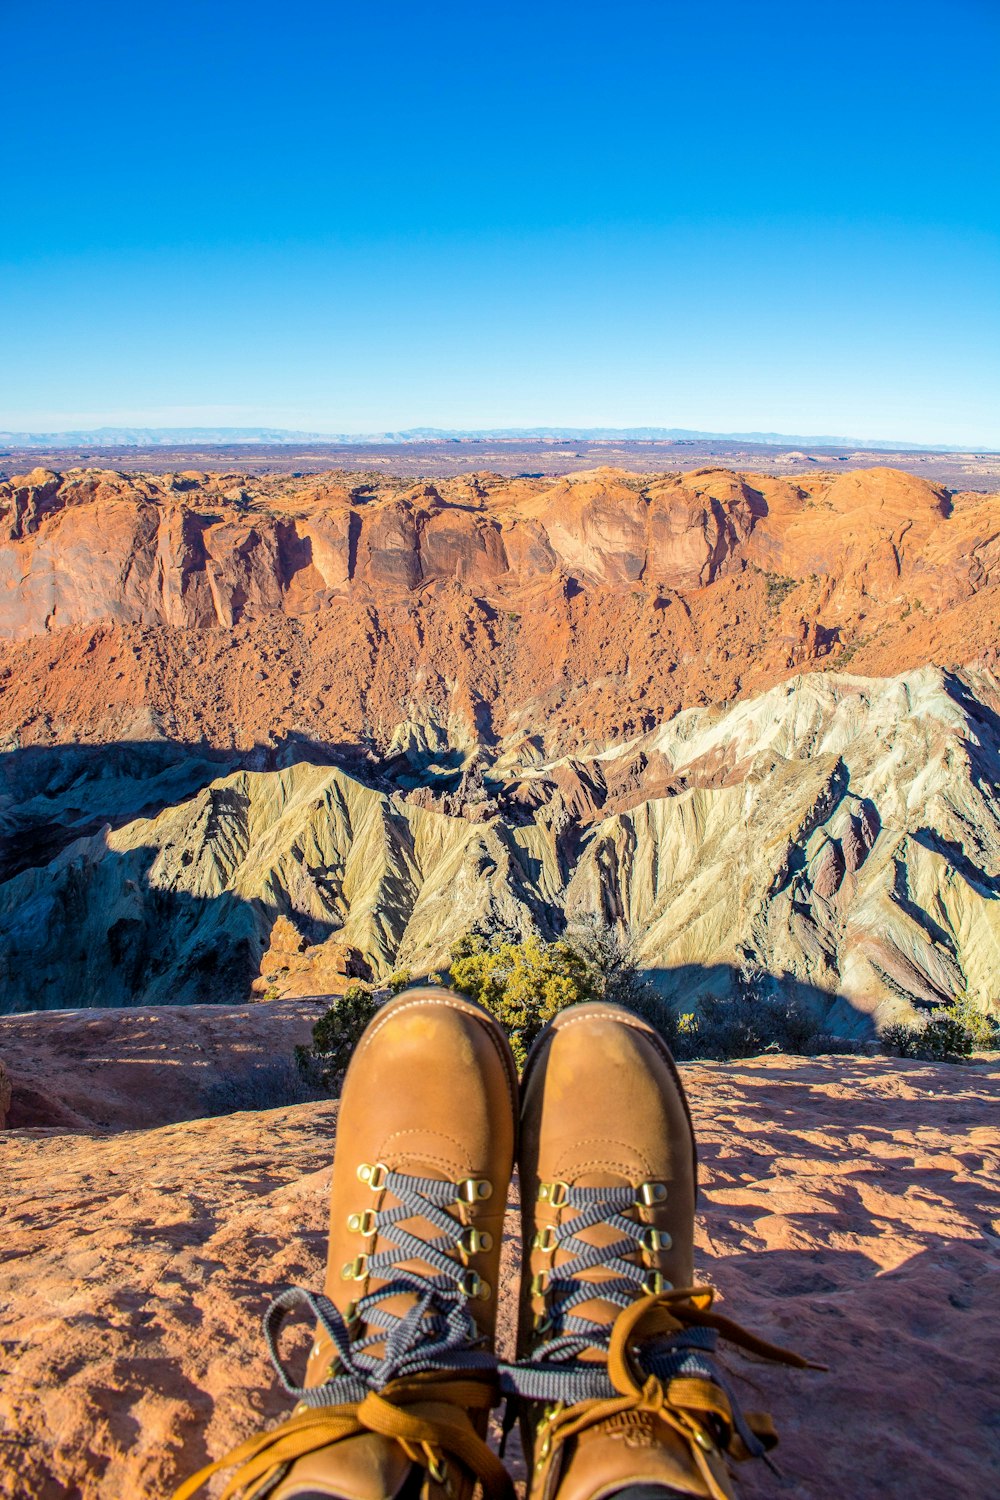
xmin=3 ymin=438 xmax=998 ymax=491
xmin=1 ymin=1002 xmax=998 ymax=1499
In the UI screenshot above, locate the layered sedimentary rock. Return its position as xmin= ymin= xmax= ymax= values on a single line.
xmin=1 ymin=463 xmax=999 ymax=1030
xmin=2 ymin=464 xmax=1000 ymax=756
xmin=2 ymin=665 xmax=998 ymax=1032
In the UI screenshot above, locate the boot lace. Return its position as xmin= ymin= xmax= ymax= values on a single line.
xmin=506 ymin=1182 xmax=692 ymax=1400
xmin=499 ymin=1182 xmax=818 ymax=1500
xmin=173 ymin=1167 xmax=512 ymax=1500
xmin=268 ymin=1168 xmax=500 ymax=1404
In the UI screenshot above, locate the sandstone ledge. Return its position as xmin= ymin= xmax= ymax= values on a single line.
xmin=1 ymin=1039 xmax=998 ymax=1498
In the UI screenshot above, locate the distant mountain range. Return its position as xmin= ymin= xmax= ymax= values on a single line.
xmin=0 ymin=425 xmax=991 ymax=453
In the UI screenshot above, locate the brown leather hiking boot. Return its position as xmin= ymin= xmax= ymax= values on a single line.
xmin=507 ymin=1002 xmax=812 ymax=1500
xmin=175 ymin=986 xmax=518 ymax=1500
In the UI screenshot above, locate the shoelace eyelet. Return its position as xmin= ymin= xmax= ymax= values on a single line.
xmin=460 ymin=1267 xmax=491 ymax=1300
xmin=357 ymin=1161 xmax=389 ymax=1190
xmin=639 ymin=1226 xmax=672 ymax=1257
xmin=459 ymin=1225 xmax=493 ymax=1254
xmin=457 ymin=1177 xmax=493 ymax=1203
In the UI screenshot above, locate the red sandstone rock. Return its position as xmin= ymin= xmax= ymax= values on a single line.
xmin=1 ymin=464 xmax=999 ymax=758
xmin=0 ymin=1004 xmax=997 ymax=1498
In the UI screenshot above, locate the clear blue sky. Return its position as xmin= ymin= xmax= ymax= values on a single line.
xmin=2 ymin=0 xmax=998 ymax=446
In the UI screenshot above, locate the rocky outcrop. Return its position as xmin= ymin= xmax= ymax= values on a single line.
xmin=1 ymin=464 xmax=999 ymax=1030
xmin=0 ymin=998 xmax=324 ymax=1130
xmin=564 ymin=668 xmax=1000 ymax=1030
xmin=0 ymin=466 xmax=772 ymax=636
xmin=3 ymin=665 xmax=998 ymax=1033
xmin=1 ymin=1015 xmax=997 ymax=1498
xmin=2 ymin=465 xmax=1000 ymax=759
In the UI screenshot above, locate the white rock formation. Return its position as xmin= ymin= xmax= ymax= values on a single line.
xmin=2 ymin=666 xmax=998 ymax=1034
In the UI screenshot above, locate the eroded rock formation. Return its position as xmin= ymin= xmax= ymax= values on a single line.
xmin=2 ymin=665 xmax=998 ymax=1032
xmin=2 ymin=464 xmax=1000 ymax=756
xmin=1 ymin=463 xmax=999 ymax=1031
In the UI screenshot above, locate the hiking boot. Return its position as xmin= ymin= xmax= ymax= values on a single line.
xmin=175 ymin=986 xmax=519 ymax=1500
xmin=506 ymin=1002 xmax=811 ymax=1500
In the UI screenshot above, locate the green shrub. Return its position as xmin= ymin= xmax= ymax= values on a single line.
xmin=450 ymin=932 xmax=601 ymax=1069
xmin=945 ymin=995 xmax=1000 ymax=1048
xmin=764 ymin=573 xmax=797 ymax=611
xmin=449 ymin=923 xmax=857 ymax=1066
xmin=880 ymin=997 xmax=998 ymax=1063
xmin=663 ymin=988 xmax=837 ymax=1061
xmin=386 ymin=967 xmax=412 ymax=996
xmin=295 ymin=982 xmax=379 ymax=1093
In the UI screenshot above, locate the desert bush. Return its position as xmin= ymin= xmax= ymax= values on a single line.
xmin=450 ymin=932 xmax=601 ymax=1069
xmin=564 ymin=916 xmax=669 ymax=1026
xmin=295 ymin=981 xmax=379 ymax=1093
xmin=386 ymin=967 xmax=413 ymax=995
xmin=880 ymin=997 xmax=999 ymax=1063
xmin=450 ymin=921 xmax=682 ymax=1068
xmin=567 ymin=930 xmax=862 ymax=1061
xmin=763 ymin=573 xmax=797 ymax=611
xmin=662 ymin=988 xmax=834 ymax=1061
xmin=450 ymin=924 xmax=856 ymax=1066
xmin=945 ymin=995 xmax=1000 ymax=1048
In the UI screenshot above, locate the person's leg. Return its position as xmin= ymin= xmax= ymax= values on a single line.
xmin=610 ymin=1488 xmax=697 ymax=1500
xmin=506 ymin=1003 xmax=813 ymax=1500
xmin=173 ymin=988 xmax=519 ymax=1500
xmin=275 ymin=1469 xmax=427 ymax=1500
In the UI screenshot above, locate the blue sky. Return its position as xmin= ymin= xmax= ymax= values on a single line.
xmin=2 ymin=0 xmax=998 ymax=446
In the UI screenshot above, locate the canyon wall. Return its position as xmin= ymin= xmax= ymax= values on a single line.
xmin=3 ymin=665 xmax=998 ymax=1032
xmin=1 ymin=464 xmax=999 ymax=757
xmin=1 ymin=464 xmax=999 ymax=1029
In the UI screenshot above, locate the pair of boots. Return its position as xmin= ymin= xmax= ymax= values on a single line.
xmin=177 ymin=989 xmax=813 ymax=1500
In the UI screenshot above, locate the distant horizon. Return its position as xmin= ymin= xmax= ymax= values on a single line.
xmin=2 ymin=423 xmax=997 ymax=456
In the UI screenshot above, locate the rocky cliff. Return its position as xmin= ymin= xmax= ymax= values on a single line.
xmin=2 ymin=664 xmax=998 ymax=1031
xmin=1 ymin=464 xmax=999 ymax=1031
xmin=2 ymin=463 xmax=999 ymax=755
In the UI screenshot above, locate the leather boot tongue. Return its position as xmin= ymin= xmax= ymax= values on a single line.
xmin=550 ymin=1414 xmax=719 ymax=1500
xmin=268 ymin=1431 xmax=414 ymax=1500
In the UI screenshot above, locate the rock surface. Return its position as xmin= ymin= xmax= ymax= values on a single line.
xmin=3 ymin=461 xmax=999 ymax=1500
xmin=2 ymin=462 xmax=999 ymax=1033
xmin=1 ymin=464 xmax=1000 ymax=757
xmin=0 ymin=1000 xmax=326 ymax=1129
xmin=1 ymin=1003 xmax=997 ymax=1498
